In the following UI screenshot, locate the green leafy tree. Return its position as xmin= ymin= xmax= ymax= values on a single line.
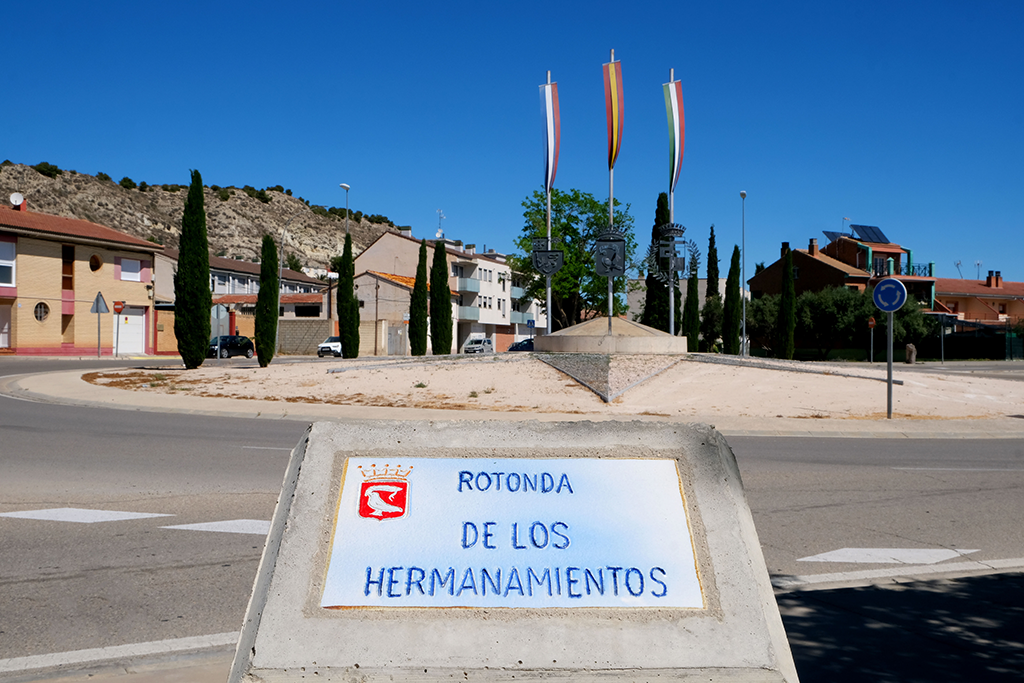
xmin=119 ymin=176 xmax=137 ymax=190
xmin=747 ymin=294 xmax=779 ymax=355
xmin=430 ymin=240 xmax=453 ymax=354
xmin=796 ymin=287 xmax=872 ymax=360
xmin=700 ymin=296 xmax=723 ymax=352
xmin=639 ymin=193 xmax=677 ymax=332
xmin=510 ymin=188 xmax=635 ymax=331
xmin=336 ymin=233 xmax=359 ymax=358
xmin=777 ymin=246 xmax=796 ymax=359
xmin=409 ymin=239 xmax=429 ymax=356
xmin=722 ymin=245 xmax=742 ymax=354
xmin=284 ymin=253 xmax=302 ymax=272
xmin=682 ymin=259 xmax=701 ymax=351
xmin=173 ymin=170 xmax=212 ymax=369
xmin=254 ymin=234 xmax=279 ymax=366
xmin=705 ymin=224 xmax=720 ymax=301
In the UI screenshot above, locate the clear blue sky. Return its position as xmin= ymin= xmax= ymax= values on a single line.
xmin=5 ymin=1 xmax=1022 ymax=281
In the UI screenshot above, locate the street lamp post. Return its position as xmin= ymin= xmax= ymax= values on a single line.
xmin=740 ymin=190 xmax=747 ymax=356
xmin=339 ymin=184 xmax=351 ymax=235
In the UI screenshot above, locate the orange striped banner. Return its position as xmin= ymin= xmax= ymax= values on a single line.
xmin=603 ymin=60 xmax=624 ymax=171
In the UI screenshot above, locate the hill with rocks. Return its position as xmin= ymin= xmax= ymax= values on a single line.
xmin=0 ymin=161 xmax=401 ymax=268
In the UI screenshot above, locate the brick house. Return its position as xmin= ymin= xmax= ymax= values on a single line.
xmin=748 ymin=226 xmax=936 ymax=307
xmin=933 ymin=271 xmax=1024 ymax=325
xmin=0 ymin=200 xmax=159 ymax=355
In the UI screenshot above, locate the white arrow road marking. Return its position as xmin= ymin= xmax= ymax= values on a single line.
xmin=161 ymin=519 xmax=271 ymax=535
xmin=798 ymin=548 xmax=979 ymax=564
xmin=0 ymin=508 xmax=172 ymax=523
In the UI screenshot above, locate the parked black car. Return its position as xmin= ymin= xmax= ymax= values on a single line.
xmin=208 ymin=335 xmax=255 ymax=359
xmin=507 ymin=338 xmax=534 ymax=352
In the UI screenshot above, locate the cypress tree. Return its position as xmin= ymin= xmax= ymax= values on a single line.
xmin=336 ymin=233 xmax=360 ymax=358
xmin=639 ymin=193 xmax=673 ymax=332
xmin=254 ymin=234 xmax=279 ymax=366
xmin=682 ymin=262 xmax=701 ymax=352
xmin=409 ymin=239 xmax=429 ymax=355
xmin=777 ymin=246 xmax=797 ymax=359
xmin=429 ymin=241 xmax=453 ymax=355
xmin=722 ymin=245 xmax=742 ymax=354
xmin=705 ymin=224 xmax=720 ymax=301
xmin=173 ymin=169 xmax=211 ymax=369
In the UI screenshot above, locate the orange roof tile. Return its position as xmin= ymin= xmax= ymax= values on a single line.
xmin=0 ymin=206 xmax=159 ymax=250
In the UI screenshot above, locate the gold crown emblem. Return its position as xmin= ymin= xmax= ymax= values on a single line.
xmin=358 ymin=464 xmax=413 ymax=481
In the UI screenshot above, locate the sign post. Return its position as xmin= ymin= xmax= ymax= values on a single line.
xmin=868 ymin=316 xmax=876 ymax=363
xmin=113 ymin=302 xmax=125 ymax=356
xmin=89 ymin=292 xmax=109 ymax=358
xmin=872 ymin=279 xmax=907 ymax=419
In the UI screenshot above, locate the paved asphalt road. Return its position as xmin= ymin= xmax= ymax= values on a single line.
xmin=1 ymin=358 xmax=1022 ymax=681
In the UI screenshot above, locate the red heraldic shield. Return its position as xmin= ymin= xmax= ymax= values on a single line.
xmin=359 ymin=480 xmax=409 ymax=520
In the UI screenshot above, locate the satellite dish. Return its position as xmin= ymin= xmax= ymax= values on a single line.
xmin=10 ymin=193 xmax=24 ymax=206
xmin=435 ymin=228 xmax=443 ymax=239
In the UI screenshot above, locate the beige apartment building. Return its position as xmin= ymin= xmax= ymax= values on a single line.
xmin=0 ymin=200 xmax=160 ymax=355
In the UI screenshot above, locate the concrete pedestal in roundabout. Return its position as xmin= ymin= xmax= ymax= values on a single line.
xmin=229 ymin=420 xmax=797 ymax=682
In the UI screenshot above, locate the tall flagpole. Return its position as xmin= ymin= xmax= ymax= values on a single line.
xmin=605 ymin=49 xmax=620 ymax=333
xmin=668 ymin=68 xmax=676 ymax=338
xmin=545 ymin=70 xmax=553 ymax=336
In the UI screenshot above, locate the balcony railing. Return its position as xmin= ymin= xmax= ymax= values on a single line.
xmin=510 ymin=311 xmax=529 ymax=324
xmin=510 ymin=285 xmax=526 ymax=299
xmin=458 ymin=306 xmax=480 ymax=321
xmin=870 ymin=263 xmax=932 ymax=278
xmin=455 ymin=277 xmax=480 ymax=293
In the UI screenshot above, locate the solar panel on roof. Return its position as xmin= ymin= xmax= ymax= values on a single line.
xmin=850 ymin=224 xmax=890 ymax=244
xmin=822 ymin=231 xmax=844 ymax=243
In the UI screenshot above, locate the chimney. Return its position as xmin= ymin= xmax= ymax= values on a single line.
xmin=781 ymin=242 xmax=790 ymax=257
xmin=808 ymin=238 xmax=819 ymax=257
xmin=465 ymin=243 xmax=476 ymax=255
xmin=995 ymin=271 xmax=1003 ymax=288
xmin=986 ymin=270 xmax=996 ymax=287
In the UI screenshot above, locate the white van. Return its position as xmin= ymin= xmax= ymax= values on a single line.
xmin=463 ymin=338 xmax=494 ymax=354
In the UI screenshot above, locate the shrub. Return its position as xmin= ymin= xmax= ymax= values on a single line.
xmin=268 ymin=185 xmax=284 ymax=193
xmin=32 ymin=162 xmax=63 ymax=178
xmin=138 ymin=181 xmax=148 ymax=192
xmin=97 ymin=172 xmax=112 ymax=182
xmin=218 ymin=189 xmax=231 ymax=201
xmin=310 ymin=205 xmax=329 ymax=218
xmin=242 ymin=185 xmax=271 ymax=203
xmin=285 ymin=189 xmax=292 ymax=196
xmin=119 ymin=177 xmax=137 ymax=190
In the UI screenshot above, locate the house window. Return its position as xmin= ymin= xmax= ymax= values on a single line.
xmin=792 ymin=267 xmax=800 ymax=280
xmin=89 ymin=254 xmax=103 ymax=272
xmin=121 ymin=258 xmax=141 ymax=282
xmin=999 ymin=303 xmax=1007 ymax=314
xmin=0 ymin=241 xmax=14 ymax=286
xmin=34 ymin=302 xmax=49 ymax=322
xmin=62 ymin=245 xmax=74 ymax=290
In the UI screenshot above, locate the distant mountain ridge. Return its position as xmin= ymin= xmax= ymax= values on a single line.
xmin=0 ymin=161 xmax=397 ymax=268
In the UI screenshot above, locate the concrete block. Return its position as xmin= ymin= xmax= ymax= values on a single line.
xmin=229 ymin=420 xmax=797 ymax=682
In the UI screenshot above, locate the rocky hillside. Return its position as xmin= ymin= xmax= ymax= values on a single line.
xmin=0 ymin=162 xmax=399 ymax=267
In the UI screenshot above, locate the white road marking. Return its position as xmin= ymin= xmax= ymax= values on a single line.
xmin=893 ymin=467 xmax=1024 ymax=471
xmin=797 ymin=548 xmax=979 ymax=564
xmin=161 ymin=519 xmax=271 ymax=535
xmin=0 ymin=508 xmax=173 ymax=523
xmin=0 ymin=632 xmax=238 ymax=673
xmin=774 ymin=557 xmax=1024 ymax=591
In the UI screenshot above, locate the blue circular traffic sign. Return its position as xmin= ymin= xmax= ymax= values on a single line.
xmin=872 ymin=278 xmax=907 ymax=313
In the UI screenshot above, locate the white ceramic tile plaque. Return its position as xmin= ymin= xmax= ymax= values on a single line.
xmin=321 ymin=457 xmax=703 ymax=609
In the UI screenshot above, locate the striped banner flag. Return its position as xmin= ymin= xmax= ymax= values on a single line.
xmin=603 ymin=60 xmax=624 ymax=171
xmin=664 ymin=79 xmax=685 ymax=192
xmin=540 ymin=81 xmax=560 ymax=194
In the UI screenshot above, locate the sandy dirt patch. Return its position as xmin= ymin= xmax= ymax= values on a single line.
xmin=81 ymin=355 xmax=1024 ymax=421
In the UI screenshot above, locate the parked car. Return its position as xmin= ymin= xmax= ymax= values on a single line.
xmin=507 ymin=338 xmax=534 ymax=352
xmin=318 ymin=336 xmax=343 ymax=357
xmin=463 ymin=338 xmax=494 ymax=354
xmin=208 ymin=335 xmax=254 ymax=359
